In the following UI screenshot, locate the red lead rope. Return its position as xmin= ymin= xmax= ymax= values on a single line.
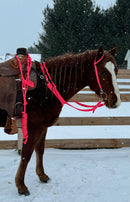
xmin=40 ymin=61 xmax=105 ymax=113
xmin=15 ymin=54 xmax=34 ymax=144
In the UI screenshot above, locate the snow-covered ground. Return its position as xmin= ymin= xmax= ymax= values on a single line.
xmin=0 ymin=148 xmax=130 ymax=202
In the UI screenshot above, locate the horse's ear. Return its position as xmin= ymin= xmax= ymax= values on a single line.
xmin=96 ymin=46 xmax=104 ymax=60
xmin=108 ymin=46 xmax=118 ymax=57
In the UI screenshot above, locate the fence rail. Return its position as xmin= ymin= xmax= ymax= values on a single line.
xmin=54 ymin=117 xmax=130 ymax=126
xmin=71 ymin=93 xmax=130 ymax=102
xmin=117 ymin=69 xmax=130 ymax=78
xmin=0 ymin=69 xmax=130 ymax=149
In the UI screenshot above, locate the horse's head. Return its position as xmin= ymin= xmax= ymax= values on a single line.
xmin=88 ymin=46 xmax=121 ymax=108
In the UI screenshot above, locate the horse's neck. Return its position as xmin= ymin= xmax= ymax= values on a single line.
xmin=46 ymin=51 xmax=95 ymax=101
xmin=60 ymin=63 xmax=87 ymax=101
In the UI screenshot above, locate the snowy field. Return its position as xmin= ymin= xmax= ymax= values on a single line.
xmin=0 ymin=148 xmax=130 ymax=202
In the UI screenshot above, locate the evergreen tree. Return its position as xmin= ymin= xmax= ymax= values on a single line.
xmin=36 ymin=0 xmax=130 ymax=66
xmin=104 ymin=0 xmax=130 ymax=65
xmin=27 ymin=46 xmax=40 ymax=53
xmin=114 ymin=0 xmax=130 ymax=65
xmin=36 ymin=0 xmax=102 ymax=59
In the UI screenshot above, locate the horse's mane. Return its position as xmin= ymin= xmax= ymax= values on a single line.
xmin=43 ymin=50 xmax=97 ymax=97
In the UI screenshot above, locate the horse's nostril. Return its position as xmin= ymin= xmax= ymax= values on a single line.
xmin=106 ymin=95 xmax=118 ymax=108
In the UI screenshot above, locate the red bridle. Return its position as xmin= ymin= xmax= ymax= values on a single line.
xmin=94 ymin=54 xmax=107 ymax=100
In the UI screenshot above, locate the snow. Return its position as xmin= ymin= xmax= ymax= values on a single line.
xmin=0 ymin=56 xmax=5 ymax=62
xmin=0 ymin=53 xmax=41 ymax=63
xmin=0 ymin=148 xmax=130 ymax=202
xmin=29 ymin=54 xmax=41 ymax=62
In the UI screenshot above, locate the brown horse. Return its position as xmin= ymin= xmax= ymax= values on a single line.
xmin=0 ymin=47 xmax=121 ymax=195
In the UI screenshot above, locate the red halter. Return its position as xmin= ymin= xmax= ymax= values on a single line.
xmin=94 ymin=54 xmax=107 ymax=100
xmin=94 ymin=54 xmax=104 ymax=90
xmin=40 ymin=54 xmax=105 ymax=113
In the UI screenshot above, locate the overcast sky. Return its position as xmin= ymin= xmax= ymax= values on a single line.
xmin=0 ymin=0 xmax=116 ymax=55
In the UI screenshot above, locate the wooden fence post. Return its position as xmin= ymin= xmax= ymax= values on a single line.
xmin=18 ymin=128 xmax=23 ymax=154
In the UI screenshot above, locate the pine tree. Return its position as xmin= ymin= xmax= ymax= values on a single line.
xmin=114 ymin=0 xmax=130 ymax=65
xmin=35 ymin=0 xmax=130 ymax=66
xmin=104 ymin=0 xmax=130 ymax=65
xmin=27 ymin=46 xmax=39 ymax=53
xmin=36 ymin=0 xmax=102 ymax=59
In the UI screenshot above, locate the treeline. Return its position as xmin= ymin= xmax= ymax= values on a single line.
xmin=30 ymin=0 xmax=130 ymax=67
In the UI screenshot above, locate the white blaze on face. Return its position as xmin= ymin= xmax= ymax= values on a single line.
xmin=105 ymin=62 xmax=121 ymax=107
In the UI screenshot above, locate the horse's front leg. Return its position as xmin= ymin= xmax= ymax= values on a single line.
xmin=35 ymin=127 xmax=49 ymax=182
xmin=15 ymin=137 xmax=34 ymax=195
xmin=15 ymin=126 xmax=43 ymax=195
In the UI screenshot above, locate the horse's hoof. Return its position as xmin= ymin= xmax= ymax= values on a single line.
xmin=43 ymin=178 xmax=50 ymax=183
xmin=40 ymin=175 xmax=50 ymax=183
xmin=19 ymin=189 xmax=30 ymax=196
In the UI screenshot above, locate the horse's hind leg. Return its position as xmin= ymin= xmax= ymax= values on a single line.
xmin=35 ymin=127 xmax=49 ymax=182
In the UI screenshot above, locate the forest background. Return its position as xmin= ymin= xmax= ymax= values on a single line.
xmin=28 ymin=0 xmax=130 ymax=67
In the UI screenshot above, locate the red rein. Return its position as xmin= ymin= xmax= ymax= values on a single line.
xmin=15 ymin=54 xmax=105 ymax=144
